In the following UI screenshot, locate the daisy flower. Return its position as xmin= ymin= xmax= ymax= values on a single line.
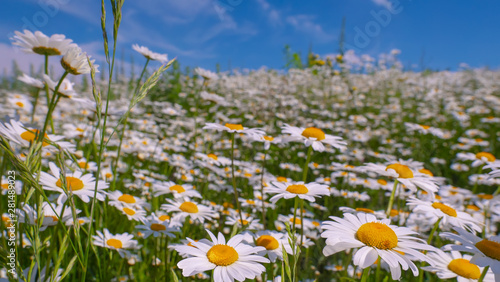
xmin=203 ymin=123 xmax=265 ymax=138
xmin=251 ymin=135 xmax=282 ymax=150
xmin=177 ymin=229 xmax=270 ymax=282
xmin=442 ymin=227 xmax=500 ymax=274
xmin=61 ymin=46 xmax=98 ymax=75
xmin=225 ymin=214 xmax=261 ymax=230
xmin=407 ymin=197 xmax=482 ymax=232
xmin=39 ymin=162 xmax=108 ymax=203
xmin=11 ymin=30 xmax=75 ymax=56
xmin=43 ymin=74 xmax=78 ymax=98
xmin=135 ymin=214 xmax=179 ymax=238
xmin=132 ymin=44 xmax=168 ymax=63
xmin=92 ymin=229 xmax=139 ymax=258
xmin=195 ymin=67 xmax=218 ymax=80
xmin=18 ymin=73 xmax=44 ymax=88
xmin=153 ymin=181 xmax=201 ymax=199
xmin=457 ymin=152 xmax=498 ymax=168
xmin=281 ymin=124 xmax=347 ymax=152
xmin=422 ymin=250 xmax=495 ymax=281
xmin=108 ymin=190 xmax=150 ymax=210
xmin=161 ymin=199 xmax=216 ymax=223
xmin=321 ymin=213 xmax=436 ymax=280
xmin=360 ymin=162 xmax=439 ymax=195
xmin=265 ymin=181 xmax=329 ymax=204
xmin=117 ymin=206 xmax=146 ymax=222
xmin=0 ymin=119 xmax=75 ymax=151
xmin=251 ymin=231 xmax=285 ymax=262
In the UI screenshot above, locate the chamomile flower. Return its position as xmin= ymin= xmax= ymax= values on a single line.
xmin=407 ymin=197 xmax=482 ymax=232
xmin=281 ymin=124 xmax=347 ymax=152
xmin=92 ymin=229 xmax=138 ymax=258
xmin=457 ymin=152 xmax=498 ymax=167
xmin=61 ymin=46 xmax=97 ymax=75
xmin=251 ymin=231 xmax=285 ymax=262
xmin=203 ymin=123 xmax=265 ymax=138
xmin=177 ymin=229 xmax=270 ymax=282
xmin=360 ymin=162 xmax=439 ymax=195
xmin=442 ymin=227 xmax=500 ymax=274
xmin=117 ymin=206 xmax=147 ymax=222
xmin=225 ymin=214 xmax=261 ymax=230
xmin=132 ymin=44 xmax=168 ymax=63
xmin=265 ymin=181 xmax=329 ymax=204
xmin=39 ymin=162 xmax=108 ymax=203
xmin=11 ymin=30 xmax=75 ymax=56
xmin=153 ymin=182 xmax=201 ymax=198
xmin=195 ymin=67 xmax=218 ymax=80
xmin=135 ymin=214 xmax=179 ymax=238
xmin=161 ymin=199 xmax=216 ymax=223
xmin=18 ymin=73 xmax=44 ymax=88
xmin=422 ymin=250 xmax=495 ymax=281
xmin=321 ymin=213 xmax=436 ymax=280
xmin=108 ymin=191 xmax=149 ymax=209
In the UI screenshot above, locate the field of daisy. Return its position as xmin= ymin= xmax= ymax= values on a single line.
xmin=1 ymin=2 xmax=500 ymax=282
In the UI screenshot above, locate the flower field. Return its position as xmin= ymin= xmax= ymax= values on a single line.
xmin=1 ymin=3 xmax=500 ymax=282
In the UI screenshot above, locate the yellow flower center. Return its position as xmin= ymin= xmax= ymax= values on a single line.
xmin=179 ymin=202 xmax=199 ymax=213
xmin=1 ymin=183 xmax=8 ymax=190
xmin=207 ymin=153 xmax=218 ymax=160
xmin=169 ymin=185 xmax=186 ymax=193
xmin=477 ymin=194 xmax=493 ymax=200
xmin=238 ymin=219 xmax=249 ymax=225
xmin=467 ymin=205 xmax=481 ymax=211
xmin=377 ymin=179 xmax=387 ymax=185
xmin=475 ymin=239 xmax=500 ymax=261
xmin=355 ymin=208 xmax=375 ymax=214
xmin=385 ymin=164 xmax=413 ymax=178
xmin=277 ymin=176 xmax=287 ymax=182
xmin=20 ymin=130 xmax=50 ymax=146
xmin=159 ymin=215 xmax=170 ymax=221
xmin=15 ymin=102 xmax=24 ymax=108
xmin=431 ymin=202 xmax=457 ymax=217
xmin=118 ymin=194 xmax=136 ymax=204
xmin=263 ymin=136 xmax=274 ymax=141
xmin=256 ymin=235 xmax=279 ymax=250
xmin=356 ymin=222 xmax=398 ymax=250
xmin=246 ymin=199 xmax=255 ymax=205
xmin=290 ymin=217 xmax=302 ymax=225
xmin=56 ymin=177 xmax=84 ymax=191
xmin=286 ymin=184 xmax=308 ymax=194
xmin=475 ymin=152 xmax=495 ymax=162
xmin=106 ymin=239 xmax=122 ymax=249
xmin=447 ymin=258 xmax=480 ymax=279
xmin=419 ymin=169 xmax=433 ymax=176
xmin=225 ymin=123 xmax=244 ymax=131
xmin=32 ymin=46 xmax=61 ymax=56
xmin=150 ymin=223 xmax=166 ymax=231
xmin=207 ymin=245 xmax=239 ymax=266
xmin=420 ymin=125 xmax=431 ymax=130
xmin=123 ymin=207 xmax=136 ymax=216
xmin=301 ymin=127 xmax=325 ymax=140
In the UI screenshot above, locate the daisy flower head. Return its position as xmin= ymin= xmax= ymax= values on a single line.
xmin=281 ymin=124 xmax=347 ymax=152
xmin=203 ymin=122 xmax=265 ymax=139
xmin=442 ymin=227 xmax=500 ymax=274
xmin=422 ymin=250 xmax=495 ymax=281
xmin=108 ymin=191 xmax=150 ymax=210
xmin=177 ymin=229 xmax=270 ymax=282
xmin=11 ymin=30 xmax=75 ymax=56
xmin=39 ymin=162 xmax=108 ymax=203
xmin=457 ymin=152 xmax=498 ymax=168
xmin=195 ymin=67 xmax=218 ymax=80
xmin=251 ymin=135 xmax=282 ymax=150
xmin=135 ymin=214 xmax=179 ymax=238
xmin=132 ymin=44 xmax=168 ymax=63
xmin=321 ymin=212 xmax=437 ymax=280
xmin=18 ymin=73 xmax=44 ymax=88
xmin=265 ymin=181 xmax=330 ymax=204
xmin=92 ymin=229 xmax=138 ymax=258
xmin=161 ymin=199 xmax=216 ymax=224
xmin=407 ymin=197 xmax=482 ymax=232
xmin=61 ymin=46 xmax=98 ymax=75
xmin=225 ymin=214 xmax=261 ymax=230
xmin=117 ymin=206 xmax=147 ymax=222
xmin=361 ymin=162 xmax=439 ymax=195
xmin=43 ymin=74 xmax=78 ymax=98
xmin=153 ymin=181 xmax=201 ymax=199
xmin=251 ymin=230 xmax=285 ymax=262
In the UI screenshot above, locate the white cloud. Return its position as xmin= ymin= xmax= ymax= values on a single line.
xmin=255 ymin=0 xmax=281 ymax=26
xmin=371 ymin=0 xmax=393 ymax=10
xmin=286 ymin=15 xmax=335 ymax=43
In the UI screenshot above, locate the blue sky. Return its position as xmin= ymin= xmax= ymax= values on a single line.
xmin=1 ymin=0 xmax=500 ymax=74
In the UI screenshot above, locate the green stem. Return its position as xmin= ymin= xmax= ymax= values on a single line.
xmin=360 ymin=267 xmax=370 ymax=282
xmin=230 ymin=132 xmax=245 ymax=228
xmin=385 ymin=180 xmax=399 ymax=217
xmin=302 ymin=146 xmax=313 ymax=182
xmin=260 ymin=149 xmax=268 ymax=229
xmin=39 ymin=71 xmax=69 ymax=139
xmin=292 ymin=197 xmax=299 ymax=234
xmin=472 ymin=166 xmax=483 ymax=194
xmin=427 ymin=217 xmax=442 ymax=245
xmin=375 ymin=257 xmax=381 ymax=282
xmin=478 ymin=266 xmax=489 ymax=282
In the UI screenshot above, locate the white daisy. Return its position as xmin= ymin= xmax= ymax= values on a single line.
xmin=457 ymin=152 xmax=498 ymax=168
xmin=153 ymin=181 xmax=201 ymax=199
xmin=250 ymin=231 xmax=285 ymax=262
xmin=18 ymin=73 xmax=44 ymax=88
xmin=177 ymin=229 xmax=270 ymax=282
xmin=92 ymin=229 xmax=139 ymax=258
xmin=61 ymin=46 xmax=98 ymax=75
xmin=39 ymin=162 xmax=108 ymax=203
xmin=407 ymin=197 xmax=482 ymax=232
xmin=265 ymin=181 xmax=330 ymax=204
xmin=321 ymin=213 xmax=436 ymax=280
xmin=442 ymin=227 xmax=500 ymax=274
xmin=194 ymin=67 xmax=218 ymax=80
xmin=422 ymin=250 xmax=495 ymax=281
xmin=135 ymin=213 xmax=179 ymax=238
xmin=108 ymin=190 xmax=150 ymax=210
xmin=161 ymin=199 xmax=216 ymax=223
xmin=132 ymin=44 xmax=168 ymax=63
xmin=203 ymin=123 xmax=265 ymax=138
xmin=11 ymin=30 xmax=75 ymax=56
xmin=281 ymin=124 xmax=347 ymax=152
